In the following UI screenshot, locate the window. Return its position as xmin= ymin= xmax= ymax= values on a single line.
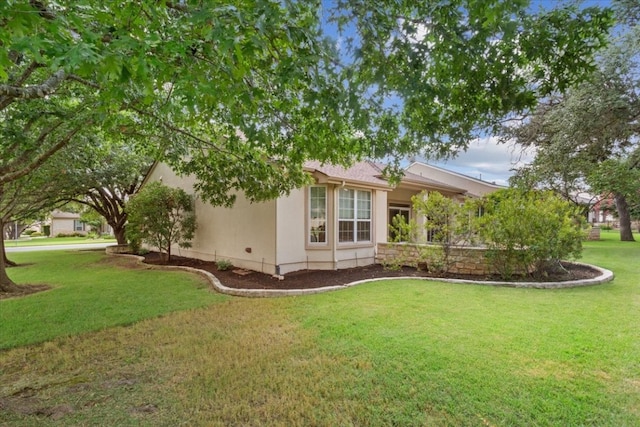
xmin=73 ymin=220 xmax=85 ymax=232
xmin=338 ymin=188 xmax=371 ymax=243
xmin=389 ymin=205 xmax=410 ymax=241
xmin=309 ymin=186 xmax=327 ymax=243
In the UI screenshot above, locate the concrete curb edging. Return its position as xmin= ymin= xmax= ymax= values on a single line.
xmin=107 ymin=253 xmax=614 ymax=297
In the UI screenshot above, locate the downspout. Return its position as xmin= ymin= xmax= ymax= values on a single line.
xmin=333 ymin=184 xmax=338 ymax=270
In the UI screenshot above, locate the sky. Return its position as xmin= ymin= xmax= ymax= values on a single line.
xmin=424 ymin=137 xmax=536 ymax=187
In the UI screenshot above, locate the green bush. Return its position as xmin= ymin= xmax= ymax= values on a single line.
xmin=216 ymin=259 xmax=233 ymax=271
xmin=126 ymin=182 xmax=196 ymax=263
xmin=30 ymin=232 xmax=43 ymax=237
xmin=56 ymin=232 xmax=85 ymax=238
xmin=386 ymin=191 xmax=479 ymax=273
xmin=476 ymin=189 xmax=585 ymax=279
xmin=22 ymin=230 xmax=36 ymax=236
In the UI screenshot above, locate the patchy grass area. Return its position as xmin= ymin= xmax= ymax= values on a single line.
xmin=4 ymin=236 xmax=117 ymax=247
xmin=0 ymin=232 xmax=638 ymax=426
xmin=0 ymin=251 xmax=228 ymax=349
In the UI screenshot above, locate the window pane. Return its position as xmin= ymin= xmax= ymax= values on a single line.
xmin=357 ymin=191 xmax=371 ymax=219
xmin=357 ymin=221 xmax=371 ymax=241
xmin=338 ymin=220 xmax=354 ymax=242
xmin=309 ymin=186 xmax=326 ymax=243
xmin=338 ymin=188 xmax=354 ymax=219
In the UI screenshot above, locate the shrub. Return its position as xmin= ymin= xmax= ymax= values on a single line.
xmin=216 ymin=259 xmax=233 ymax=271
xmin=126 ymin=182 xmax=196 ymax=263
xmin=476 ymin=189 xmax=585 ymax=279
xmin=30 ymin=232 xmax=43 ymax=237
xmin=22 ymin=230 xmax=36 ymax=236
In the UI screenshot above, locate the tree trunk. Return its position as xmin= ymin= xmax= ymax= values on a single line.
xmin=0 ymin=222 xmax=19 ymax=293
xmin=112 ymin=224 xmax=126 ymax=245
xmin=4 ymin=253 xmax=17 ymax=267
xmin=614 ymin=193 xmax=635 ymax=241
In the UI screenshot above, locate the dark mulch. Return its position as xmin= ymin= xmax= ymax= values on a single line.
xmin=142 ymin=252 xmax=600 ymax=290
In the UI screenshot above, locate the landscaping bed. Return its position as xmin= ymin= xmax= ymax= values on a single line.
xmin=142 ymin=252 xmax=601 ymax=290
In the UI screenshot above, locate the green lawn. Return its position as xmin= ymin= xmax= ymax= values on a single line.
xmin=0 ymin=251 xmax=228 ymax=349
xmin=4 ymin=236 xmax=117 ymax=247
xmin=0 ymin=230 xmax=638 ymax=426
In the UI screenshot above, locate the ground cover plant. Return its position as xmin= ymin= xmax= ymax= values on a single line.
xmin=0 ymin=231 xmax=638 ymax=426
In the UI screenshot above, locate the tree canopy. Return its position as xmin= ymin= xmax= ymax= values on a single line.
xmin=505 ymin=2 xmax=640 ymax=241
xmin=1 ymin=1 xmax=614 ymax=207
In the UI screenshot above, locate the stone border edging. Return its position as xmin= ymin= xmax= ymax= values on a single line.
xmin=107 ymin=252 xmax=614 ymax=297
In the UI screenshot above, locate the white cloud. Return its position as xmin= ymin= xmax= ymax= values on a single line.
xmin=422 ymin=136 xmax=535 ymax=186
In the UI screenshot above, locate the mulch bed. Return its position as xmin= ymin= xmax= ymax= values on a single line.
xmin=142 ymin=252 xmax=600 ymax=290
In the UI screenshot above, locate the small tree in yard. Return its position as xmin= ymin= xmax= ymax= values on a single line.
xmin=125 ymin=182 xmax=196 ymax=263
xmin=477 ymin=189 xmax=585 ymax=280
xmin=386 ymin=191 xmax=478 ymax=273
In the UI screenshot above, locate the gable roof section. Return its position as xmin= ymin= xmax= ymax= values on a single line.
xmin=304 ymin=160 xmax=391 ymax=190
xmin=408 ymin=161 xmax=504 ymax=187
xmin=367 ymin=161 xmax=466 ymax=194
xmin=50 ymin=210 xmax=80 ymax=219
xmin=406 ymin=161 xmax=504 ymax=197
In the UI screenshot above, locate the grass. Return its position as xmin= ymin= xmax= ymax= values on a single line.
xmin=0 ymin=230 xmax=638 ymax=426
xmin=0 ymin=251 xmax=228 ymax=349
xmin=4 ymin=236 xmax=117 ymax=247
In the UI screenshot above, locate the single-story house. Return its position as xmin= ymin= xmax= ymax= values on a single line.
xmin=49 ymin=210 xmax=113 ymax=237
xmin=144 ymin=160 xmax=500 ymax=275
xmin=49 ymin=210 xmax=87 ymax=236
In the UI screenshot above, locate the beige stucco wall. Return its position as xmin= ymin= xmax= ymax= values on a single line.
xmin=145 ymin=163 xmax=391 ymax=275
xmin=146 ymin=163 xmax=278 ymax=274
xmin=407 ymin=162 xmax=503 ymax=197
xmin=275 ymin=184 xmax=388 ymax=274
xmin=50 ymin=217 xmax=83 ymax=236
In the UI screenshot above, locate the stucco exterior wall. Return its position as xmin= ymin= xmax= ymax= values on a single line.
xmin=145 ymin=163 xmax=393 ymax=275
xmin=50 ymin=217 xmax=82 ymax=236
xmin=275 ymin=188 xmax=315 ymax=273
xmin=275 ymin=185 xmax=389 ymax=274
xmin=146 ymin=163 xmax=278 ymax=274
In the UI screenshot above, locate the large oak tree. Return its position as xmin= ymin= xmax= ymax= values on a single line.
xmin=505 ymin=0 xmax=640 ymax=241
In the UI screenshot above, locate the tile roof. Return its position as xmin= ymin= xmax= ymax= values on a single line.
xmin=304 ymin=160 xmax=390 ymax=188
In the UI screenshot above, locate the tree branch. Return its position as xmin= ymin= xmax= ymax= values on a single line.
xmin=0 ymin=124 xmax=87 ymax=186
xmin=0 ymin=69 xmax=66 ymax=101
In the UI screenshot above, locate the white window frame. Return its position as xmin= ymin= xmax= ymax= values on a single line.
xmin=338 ymin=188 xmax=372 ymax=244
xmin=308 ymin=185 xmax=328 ymax=244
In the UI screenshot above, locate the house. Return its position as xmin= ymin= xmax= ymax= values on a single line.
xmin=49 ymin=210 xmax=87 ymax=236
xmin=48 ymin=210 xmax=113 ymax=237
xmin=143 ymin=160 xmax=501 ymax=275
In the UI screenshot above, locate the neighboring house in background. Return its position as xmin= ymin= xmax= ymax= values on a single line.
xmin=143 ymin=160 xmax=502 ymax=275
xmin=49 ymin=210 xmax=87 ymax=236
xmin=49 ymin=210 xmax=114 ymax=236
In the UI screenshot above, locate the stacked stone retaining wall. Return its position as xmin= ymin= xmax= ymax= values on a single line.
xmin=376 ymin=243 xmax=527 ymax=276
